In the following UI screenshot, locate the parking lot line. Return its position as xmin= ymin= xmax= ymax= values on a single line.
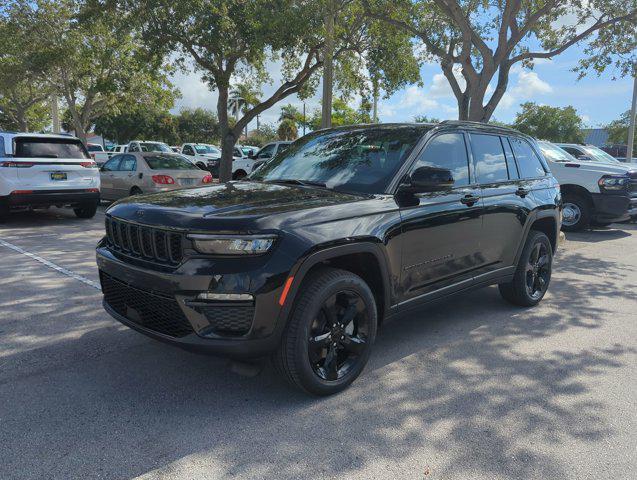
xmin=0 ymin=238 xmax=101 ymax=291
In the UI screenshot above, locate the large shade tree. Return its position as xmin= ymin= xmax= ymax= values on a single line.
xmin=7 ymin=0 xmax=177 ymax=143
xmin=127 ymin=0 xmax=351 ymax=181
xmin=0 ymin=2 xmax=52 ymax=131
xmin=513 ymin=102 xmax=584 ymax=142
xmin=365 ymin=0 xmax=637 ymax=122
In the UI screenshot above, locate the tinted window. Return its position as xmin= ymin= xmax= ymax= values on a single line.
xmin=257 ymin=144 xmax=275 ymax=158
xmin=278 ymin=144 xmax=290 ymax=153
xmin=0 ymin=137 xmax=4 ymax=157
xmin=119 ymin=155 xmax=136 ymax=171
xmin=144 ymin=154 xmax=198 ymax=170
xmin=87 ymin=144 xmax=103 ymax=152
xmin=251 ymin=126 xmax=427 ymax=194
xmin=510 ymin=138 xmax=546 ymax=178
xmin=102 ymin=155 xmax=122 ymax=171
xmin=412 ymin=133 xmax=469 ymax=186
xmin=15 ymin=138 xmax=90 ymax=159
xmin=538 ymin=142 xmax=575 ymax=162
xmin=470 ymin=134 xmax=508 ymax=183
xmin=561 ymin=146 xmax=584 ymax=159
xmin=501 ymin=137 xmax=519 ymax=179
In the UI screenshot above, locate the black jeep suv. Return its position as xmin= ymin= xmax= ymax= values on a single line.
xmin=97 ymin=122 xmax=561 ymax=395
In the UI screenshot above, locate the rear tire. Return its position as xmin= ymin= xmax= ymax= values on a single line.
xmin=130 ymin=186 xmax=142 ymax=196
xmin=232 ymin=170 xmax=247 ymax=180
xmin=561 ymin=193 xmax=591 ymax=232
xmin=73 ymin=202 xmax=98 ymax=219
xmin=273 ymin=267 xmax=377 ymax=395
xmin=499 ymin=231 xmax=553 ymax=307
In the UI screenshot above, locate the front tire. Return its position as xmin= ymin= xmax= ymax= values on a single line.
xmin=232 ymin=170 xmax=247 ymax=180
xmin=499 ymin=230 xmax=553 ymax=307
xmin=274 ymin=267 xmax=377 ymax=395
xmin=73 ymin=202 xmax=98 ymax=219
xmin=561 ymin=193 xmax=591 ymax=232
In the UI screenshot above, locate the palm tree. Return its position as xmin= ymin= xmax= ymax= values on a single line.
xmin=228 ymin=85 xmax=261 ymax=138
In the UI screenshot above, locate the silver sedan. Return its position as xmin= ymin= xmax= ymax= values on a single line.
xmin=99 ymin=152 xmax=214 ymax=201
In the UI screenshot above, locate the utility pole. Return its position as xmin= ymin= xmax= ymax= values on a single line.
xmin=627 ymin=70 xmax=636 ymax=163
xmin=321 ymin=1 xmax=334 ymax=129
xmin=50 ymin=95 xmax=60 ymax=133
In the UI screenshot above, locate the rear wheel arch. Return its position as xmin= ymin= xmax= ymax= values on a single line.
xmin=514 ymin=210 xmax=559 ymax=265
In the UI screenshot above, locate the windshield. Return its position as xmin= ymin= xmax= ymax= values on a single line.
xmin=538 ymin=142 xmax=576 ymax=162
xmin=139 ymin=142 xmax=171 ymax=153
xmin=250 ymin=126 xmax=427 ymax=194
xmin=15 ymin=138 xmax=90 ymax=159
xmin=582 ymin=146 xmax=621 ymax=164
xmin=194 ymin=145 xmax=220 ymax=154
xmin=144 ymin=154 xmax=199 ymax=170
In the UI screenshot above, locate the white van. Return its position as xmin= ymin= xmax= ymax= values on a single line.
xmin=0 ymin=132 xmax=100 ymax=221
xmin=538 ymin=141 xmax=637 ymax=231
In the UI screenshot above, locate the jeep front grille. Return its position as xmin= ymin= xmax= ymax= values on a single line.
xmin=105 ymin=216 xmax=184 ymax=266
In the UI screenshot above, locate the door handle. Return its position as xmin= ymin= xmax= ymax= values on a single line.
xmin=515 ymin=187 xmax=530 ymax=198
xmin=460 ymin=194 xmax=480 ymax=206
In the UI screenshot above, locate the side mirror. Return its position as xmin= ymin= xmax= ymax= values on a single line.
xmin=401 ymin=166 xmax=454 ymax=193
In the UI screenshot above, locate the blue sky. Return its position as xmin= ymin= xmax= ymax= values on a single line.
xmin=171 ymin=45 xmax=634 ymax=131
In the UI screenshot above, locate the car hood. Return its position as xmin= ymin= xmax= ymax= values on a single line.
xmin=553 ymin=160 xmax=636 ymax=175
xmin=105 ymin=181 xmax=368 ymax=230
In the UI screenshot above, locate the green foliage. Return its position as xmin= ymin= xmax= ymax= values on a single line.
xmin=4 ymin=0 xmax=178 ymax=141
xmin=513 ymin=102 xmax=584 ymax=143
xmin=366 ymin=0 xmax=636 ymax=121
xmin=0 ymin=3 xmax=52 ymax=131
xmin=606 ymin=111 xmax=636 ymax=149
xmin=245 ymin=124 xmax=278 ymax=147
xmin=277 ymin=118 xmax=298 ymax=140
xmin=414 ymin=115 xmax=440 ymax=124
xmin=175 ymin=108 xmax=220 ymax=143
xmin=308 ymin=97 xmax=372 ymax=130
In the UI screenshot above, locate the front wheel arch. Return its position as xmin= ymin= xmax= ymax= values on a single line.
xmin=279 ymin=242 xmax=392 ymax=328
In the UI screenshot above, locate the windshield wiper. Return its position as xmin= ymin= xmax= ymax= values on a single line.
xmin=265 ymin=178 xmax=327 ymax=188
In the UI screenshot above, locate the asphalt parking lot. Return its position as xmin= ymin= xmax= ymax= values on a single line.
xmin=0 ymin=206 xmax=635 ymax=480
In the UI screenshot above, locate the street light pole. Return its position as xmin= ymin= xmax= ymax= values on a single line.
xmin=627 ymin=70 xmax=636 ymax=163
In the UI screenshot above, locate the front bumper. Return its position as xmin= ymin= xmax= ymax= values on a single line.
xmin=96 ymin=242 xmax=292 ymax=358
xmin=3 ymin=189 xmax=100 ymax=208
xmin=590 ymin=193 xmax=632 ymax=223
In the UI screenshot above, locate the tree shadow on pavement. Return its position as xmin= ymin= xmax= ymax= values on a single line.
xmin=0 ymin=240 xmax=635 ymax=480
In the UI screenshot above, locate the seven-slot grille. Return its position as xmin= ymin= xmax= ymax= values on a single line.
xmin=100 ymin=272 xmax=194 ymax=338
xmin=105 ymin=216 xmax=183 ymax=265
xmin=628 ymin=171 xmax=637 ymax=197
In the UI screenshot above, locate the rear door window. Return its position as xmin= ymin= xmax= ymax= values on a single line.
xmin=119 ymin=155 xmax=136 ymax=171
xmin=510 ymin=138 xmax=546 ymax=178
xmin=470 ymin=134 xmax=509 ymax=183
xmin=501 ymin=137 xmax=519 ymax=179
xmin=14 ymin=138 xmax=90 ymax=159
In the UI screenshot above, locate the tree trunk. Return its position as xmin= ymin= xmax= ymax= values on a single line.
xmin=217 ymin=85 xmax=234 ymax=183
xmin=321 ymin=1 xmax=335 ymax=129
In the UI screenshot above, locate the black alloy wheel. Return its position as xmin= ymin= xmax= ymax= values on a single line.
xmin=274 ymin=267 xmax=377 ymax=395
xmin=525 ymin=241 xmax=550 ymax=300
xmin=499 ymin=230 xmax=553 ymax=307
xmin=308 ymin=290 xmax=371 ymax=381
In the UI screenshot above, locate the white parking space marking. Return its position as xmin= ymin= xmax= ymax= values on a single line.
xmin=0 ymin=238 xmax=101 ymax=291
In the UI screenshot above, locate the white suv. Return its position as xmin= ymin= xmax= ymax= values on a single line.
xmin=538 ymin=141 xmax=637 ymax=231
xmin=180 ymin=143 xmax=257 ymax=179
xmin=0 ymin=132 xmax=100 ymax=221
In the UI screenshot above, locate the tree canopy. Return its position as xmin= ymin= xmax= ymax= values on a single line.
xmin=365 ymin=0 xmax=637 ymax=122
xmin=606 ymin=111 xmax=637 ymax=149
xmin=513 ymin=102 xmax=584 ymax=143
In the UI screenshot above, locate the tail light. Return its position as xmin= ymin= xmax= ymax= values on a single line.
xmin=0 ymin=161 xmax=34 ymax=168
xmin=80 ymin=161 xmax=97 ymax=168
xmin=202 ymin=174 xmax=213 ymax=184
xmin=152 ymin=175 xmax=175 ymax=184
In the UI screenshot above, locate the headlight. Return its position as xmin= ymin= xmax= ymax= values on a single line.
xmin=598 ymin=175 xmax=629 ymax=191
xmin=187 ymin=234 xmax=277 ymax=255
